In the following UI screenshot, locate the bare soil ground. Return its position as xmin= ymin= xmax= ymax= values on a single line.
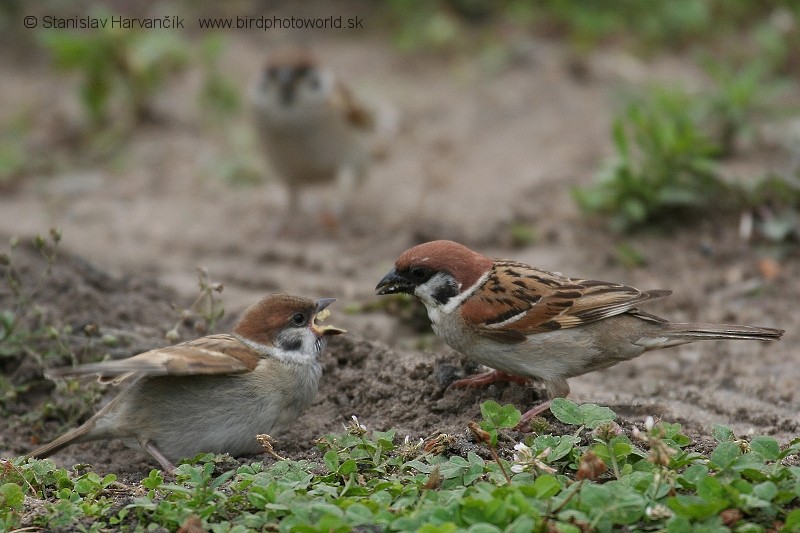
xmin=1 ymin=13 xmax=798 ymax=477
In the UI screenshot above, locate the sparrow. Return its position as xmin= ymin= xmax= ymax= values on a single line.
xmin=28 ymin=294 xmax=345 ymax=471
xmin=375 ymin=240 xmax=783 ymax=424
xmin=251 ymin=47 xmax=384 ymax=224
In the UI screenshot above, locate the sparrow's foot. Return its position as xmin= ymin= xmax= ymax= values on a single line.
xmin=514 ymin=400 xmax=552 ymax=430
xmin=450 ymin=370 xmax=530 ymax=389
xmin=141 ymin=439 xmax=176 ymax=473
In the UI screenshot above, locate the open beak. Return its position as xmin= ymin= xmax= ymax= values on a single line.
xmin=312 ymin=298 xmax=346 ymax=337
xmin=375 ymin=268 xmax=415 ymax=295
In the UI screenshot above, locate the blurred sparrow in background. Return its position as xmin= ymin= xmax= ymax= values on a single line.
xmin=251 ymin=48 xmax=392 ymax=227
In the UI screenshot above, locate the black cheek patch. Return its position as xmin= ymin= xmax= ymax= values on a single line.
xmin=432 ymin=279 xmax=459 ymax=305
xmin=280 ymin=337 xmax=303 ymax=352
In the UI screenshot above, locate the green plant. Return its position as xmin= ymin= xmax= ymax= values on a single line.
xmin=383 ymin=0 xmax=464 ymax=52
xmin=525 ymin=0 xmax=799 ymax=56
xmin=39 ymin=17 xmax=189 ymax=127
xmin=0 ymin=231 xmax=107 ymax=429
xmin=530 ymin=0 xmax=714 ymax=52
xmin=574 ymin=87 xmax=730 ymax=231
xmin=701 ymin=58 xmax=792 ymax=156
xmin=197 ymin=34 xmax=241 ymax=118
xmin=165 ymin=267 xmax=225 ymax=343
xmin=4 ymin=400 xmax=800 ymax=530
xmin=574 ymin=71 xmax=799 ymax=234
xmin=0 ymin=231 xmax=70 ymax=369
xmin=0 ymin=112 xmax=32 ymax=188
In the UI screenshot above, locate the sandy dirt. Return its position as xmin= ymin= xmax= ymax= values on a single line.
xmin=1 ymin=4 xmax=798 ymax=477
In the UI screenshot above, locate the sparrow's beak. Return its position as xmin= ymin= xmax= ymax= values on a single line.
xmin=375 ymin=268 xmax=415 ymax=295
xmin=315 ymin=298 xmax=337 ymax=313
xmin=312 ymin=298 xmax=346 ymax=337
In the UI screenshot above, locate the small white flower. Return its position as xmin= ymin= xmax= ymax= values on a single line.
xmin=644 ymin=416 xmax=655 ymax=431
xmin=645 ymin=504 xmax=673 ymax=520
xmin=511 ymin=443 xmax=556 ymax=475
xmin=512 ymin=442 xmax=533 ymax=463
xmin=402 ymin=435 xmax=423 ymax=447
xmin=513 ymin=442 xmax=532 ymax=452
xmin=344 ymin=414 xmax=368 ymax=435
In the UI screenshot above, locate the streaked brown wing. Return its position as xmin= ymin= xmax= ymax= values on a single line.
xmin=47 ymin=334 xmax=260 ymax=380
xmin=461 ymin=261 xmax=670 ymax=342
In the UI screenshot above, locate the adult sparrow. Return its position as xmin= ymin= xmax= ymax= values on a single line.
xmin=251 ymin=48 xmax=382 ymax=223
xmin=375 ymin=240 xmax=783 ymax=423
xmin=28 ymin=294 xmax=345 ymax=470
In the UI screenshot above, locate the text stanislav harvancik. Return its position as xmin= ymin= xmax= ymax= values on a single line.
xmin=39 ymin=15 xmax=185 ymax=29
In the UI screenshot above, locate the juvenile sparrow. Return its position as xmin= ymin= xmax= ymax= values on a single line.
xmin=376 ymin=240 xmax=783 ymax=424
xmin=251 ymin=48 xmax=380 ymax=222
xmin=28 ymin=294 xmax=345 ymax=470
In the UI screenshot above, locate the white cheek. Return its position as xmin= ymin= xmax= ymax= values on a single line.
xmin=271 ymin=329 xmax=323 ymax=365
xmin=413 ymin=283 xmax=437 ymax=308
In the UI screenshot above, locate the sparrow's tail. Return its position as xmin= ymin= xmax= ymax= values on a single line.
xmin=637 ymin=321 xmax=783 ymax=350
xmin=27 ymin=391 xmax=124 ymax=460
xmin=667 ymin=323 xmax=784 ymax=341
xmin=27 ymin=422 xmax=96 ymax=460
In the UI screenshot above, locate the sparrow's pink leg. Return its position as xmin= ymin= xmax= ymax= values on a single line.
xmin=450 ymin=370 xmax=530 ymax=388
xmin=141 ymin=439 xmax=176 ymax=473
xmin=515 ymin=400 xmax=553 ymax=429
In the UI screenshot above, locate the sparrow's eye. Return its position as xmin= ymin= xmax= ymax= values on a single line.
xmin=291 ymin=313 xmax=307 ymax=326
xmin=409 ymin=266 xmax=430 ymax=281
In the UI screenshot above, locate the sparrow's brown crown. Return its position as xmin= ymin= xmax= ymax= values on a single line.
xmin=393 ymin=240 xmax=493 ymax=291
xmin=233 ymin=294 xmax=341 ymax=347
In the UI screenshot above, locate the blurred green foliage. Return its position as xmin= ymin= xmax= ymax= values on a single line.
xmin=385 ymin=0 xmax=800 ymax=68
xmin=701 ymin=58 xmax=793 ymax=156
xmin=197 ymin=34 xmax=241 ymax=118
xmin=573 ymin=87 xmax=729 ymax=232
xmin=0 ymin=115 xmax=29 ymax=188
xmin=525 ymin=0 xmax=799 ymax=53
xmin=39 ymin=20 xmax=189 ymax=127
xmin=573 ymin=60 xmax=798 ymax=233
xmin=386 ymin=0 xmax=464 ymax=51
xmin=37 ymin=18 xmax=240 ymax=138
